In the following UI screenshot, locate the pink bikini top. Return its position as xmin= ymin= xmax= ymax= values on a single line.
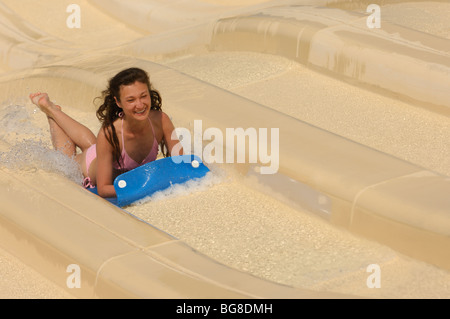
xmin=113 ymin=118 xmax=158 ymax=171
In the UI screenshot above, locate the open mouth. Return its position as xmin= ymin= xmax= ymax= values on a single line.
xmin=135 ymin=108 xmax=147 ymax=115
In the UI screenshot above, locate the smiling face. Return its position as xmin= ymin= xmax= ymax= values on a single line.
xmin=115 ymin=81 xmax=151 ymax=121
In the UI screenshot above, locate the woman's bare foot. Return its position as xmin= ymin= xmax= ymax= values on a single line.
xmin=29 ymin=92 xmax=61 ymax=118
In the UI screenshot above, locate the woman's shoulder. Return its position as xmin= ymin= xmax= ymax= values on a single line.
xmin=98 ymin=118 xmax=122 ymax=138
xmin=149 ymin=110 xmax=172 ymax=124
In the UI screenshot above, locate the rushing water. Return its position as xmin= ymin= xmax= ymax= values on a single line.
xmin=0 ymin=103 xmax=84 ymax=184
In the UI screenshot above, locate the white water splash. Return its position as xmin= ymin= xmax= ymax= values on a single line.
xmin=0 ymin=103 xmax=84 ymax=184
xmin=0 ymin=139 xmax=84 ymax=185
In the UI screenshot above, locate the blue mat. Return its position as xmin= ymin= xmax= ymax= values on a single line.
xmin=88 ymin=155 xmax=209 ymax=207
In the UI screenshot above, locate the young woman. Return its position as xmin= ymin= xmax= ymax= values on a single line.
xmin=30 ymin=67 xmax=182 ymax=198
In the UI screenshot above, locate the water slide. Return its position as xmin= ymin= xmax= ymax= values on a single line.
xmin=0 ymin=0 xmax=449 ymax=298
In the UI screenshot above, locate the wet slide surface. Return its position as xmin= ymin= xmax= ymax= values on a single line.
xmin=0 ymin=0 xmax=449 ymax=298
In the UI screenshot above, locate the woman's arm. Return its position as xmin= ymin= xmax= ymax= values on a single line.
xmin=161 ymin=112 xmax=184 ymax=156
xmin=95 ymin=128 xmax=117 ymax=198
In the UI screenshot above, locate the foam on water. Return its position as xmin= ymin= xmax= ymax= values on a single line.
xmin=0 ymin=104 xmax=44 ymax=143
xmin=0 ymin=103 xmax=84 ymax=185
xmin=0 ymin=139 xmax=84 ymax=185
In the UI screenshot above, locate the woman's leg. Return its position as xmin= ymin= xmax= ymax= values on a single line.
xmin=30 ymin=92 xmax=96 ymax=176
xmin=47 ymin=115 xmax=77 ymax=157
xmin=30 ymin=93 xmax=96 ymax=152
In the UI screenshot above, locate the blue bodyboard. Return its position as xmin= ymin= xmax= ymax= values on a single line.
xmin=88 ymin=155 xmax=209 ymax=207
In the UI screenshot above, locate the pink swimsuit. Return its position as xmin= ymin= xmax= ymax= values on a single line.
xmin=83 ymin=118 xmax=158 ymax=188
